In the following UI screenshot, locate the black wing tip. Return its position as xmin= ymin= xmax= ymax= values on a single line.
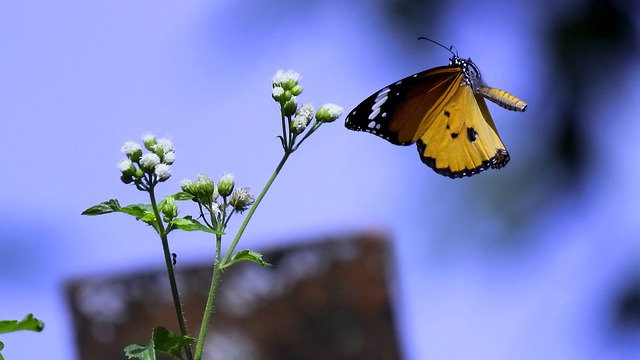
xmin=344 ymin=109 xmax=357 ymax=127
xmin=417 ymin=142 xmax=510 ymax=179
xmin=345 ymin=111 xmax=414 ymax=146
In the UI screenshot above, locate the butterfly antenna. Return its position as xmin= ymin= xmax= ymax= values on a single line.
xmin=417 ymin=37 xmax=456 ymax=56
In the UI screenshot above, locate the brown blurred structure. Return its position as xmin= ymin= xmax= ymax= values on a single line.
xmin=66 ymin=232 xmax=400 ymax=359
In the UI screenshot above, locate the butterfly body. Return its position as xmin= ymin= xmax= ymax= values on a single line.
xmin=345 ymin=50 xmax=526 ymax=179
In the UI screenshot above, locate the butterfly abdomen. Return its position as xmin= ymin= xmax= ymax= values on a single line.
xmin=478 ymin=86 xmax=527 ymax=112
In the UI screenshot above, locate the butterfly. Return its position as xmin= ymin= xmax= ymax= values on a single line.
xmin=345 ymin=38 xmax=527 ymax=179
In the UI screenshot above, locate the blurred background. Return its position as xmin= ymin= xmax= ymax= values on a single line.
xmin=2 ymin=0 xmax=640 ymax=359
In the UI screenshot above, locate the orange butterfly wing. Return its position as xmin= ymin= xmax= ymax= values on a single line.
xmin=345 ymin=66 xmax=461 ymax=145
xmin=386 ymin=67 xmax=463 ymax=144
xmin=416 ymin=81 xmax=509 ymax=178
xmin=345 ymin=58 xmax=522 ymax=179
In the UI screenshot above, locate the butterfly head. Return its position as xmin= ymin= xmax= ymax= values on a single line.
xmin=451 ymin=56 xmax=486 ymax=91
xmin=418 ymin=37 xmax=485 ymax=89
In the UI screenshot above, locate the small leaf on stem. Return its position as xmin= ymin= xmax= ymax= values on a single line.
xmin=0 ymin=314 xmax=44 ymax=334
xmin=224 ymin=249 xmax=271 ymax=268
xmin=81 ymin=199 xmax=122 ymax=215
xmin=170 ymin=217 xmax=222 ymax=234
xmin=124 ymin=327 xmax=194 ymax=360
xmin=171 ymin=191 xmax=194 ymax=201
xmin=120 ymin=204 xmax=154 ymax=219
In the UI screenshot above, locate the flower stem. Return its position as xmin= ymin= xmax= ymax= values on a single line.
xmin=149 ymin=188 xmax=193 ymax=360
xmin=194 ymin=234 xmax=223 ymax=360
xmin=220 ymin=150 xmax=291 ymax=265
xmin=193 ymin=150 xmax=292 ymax=359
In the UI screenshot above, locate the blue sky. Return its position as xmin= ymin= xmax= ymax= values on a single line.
xmin=2 ymin=1 xmax=640 ymax=359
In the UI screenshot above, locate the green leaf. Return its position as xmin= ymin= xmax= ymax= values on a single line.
xmin=170 ymin=217 xmax=221 ymax=234
xmin=124 ymin=343 xmax=156 ymax=360
xmin=171 ymin=192 xmax=194 ymax=201
xmin=224 ymin=249 xmax=271 ymax=268
xmin=124 ymin=327 xmax=194 ymax=360
xmin=120 ymin=204 xmax=154 ymax=219
xmin=83 ymin=200 xmax=162 ymax=233
xmin=139 ymin=211 xmax=157 ymax=225
xmin=81 ymin=200 xmax=155 ymax=224
xmin=81 ymin=199 xmax=122 ymax=215
xmin=0 ymin=314 xmax=45 ymax=334
xmin=153 ymin=327 xmax=195 ymax=358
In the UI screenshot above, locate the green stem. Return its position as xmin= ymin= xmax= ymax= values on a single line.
xmin=220 ymin=150 xmax=291 ymax=265
xmin=149 ymin=188 xmax=193 ymax=360
xmin=193 ymin=150 xmax=292 ymax=358
xmin=292 ymin=121 xmax=321 ymax=151
xmin=280 ymin=108 xmax=288 ymax=146
xmin=194 ymin=235 xmax=223 ymax=360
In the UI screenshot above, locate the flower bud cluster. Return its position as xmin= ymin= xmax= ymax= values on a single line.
xmin=272 ymin=69 xmax=303 ymax=118
xmin=180 ymin=174 xmax=216 ymax=205
xmin=160 ymin=196 xmax=178 ymax=222
xmin=119 ymin=134 xmax=175 ymax=188
xmin=271 ymin=70 xmax=343 ymax=146
xmin=180 ymin=172 xmax=255 ymax=229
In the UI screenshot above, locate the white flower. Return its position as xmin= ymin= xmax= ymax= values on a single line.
xmin=272 ymin=86 xmax=284 ymax=98
xmin=229 ymin=187 xmax=255 ymax=212
xmin=180 ymin=178 xmax=193 ymax=190
xmin=322 ymin=103 xmax=343 ymax=118
xmin=316 ymin=103 xmax=344 ymax=123
xmin=163 ymin=151 xmax=176 ymax=165
xmin=155 ymin=163 xmax=171 ymax=181
xmin=272 ymin=69 xmax=301 ymax=86
xmin=292 ymin=117 xmax=308 ymax=134
xmin=121 ymin=141 xmax=141 ymax=155
xmin=141 ymin=133 xmax=157 ymax=151
xmin=139 ymin=153 xmax=161 ymax=171
xmin=297 ymin=104 xmax=314 ymax=119
xmin=220 ymin=172 xmax=234 ymax=184
xmin=292 ymin=105 xmax=313 ymax=134
xmin=156 ymin=138 xmax=174 ymax=154
xmin=195 ymin=173 xmax=214 ymax=186
xmin=118 ymin=159 xmax=133 ymax=173
xmin=142 ymin=133 xmax=156 ymax=143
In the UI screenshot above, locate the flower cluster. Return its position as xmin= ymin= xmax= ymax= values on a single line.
xmin=180 ymin=174 xmax=217 ymax=205
xmin=83 ymin=70 xmax=348 ymax=358
xmin=271 ymin=70 xmax=343 ymax=147
xmin=119 ymin=134 xmax=175 ymax=189
xmin=181 ymin=173 xmax=255 ymax=230
xmin=272 ymin=70 xmax=303 ymax=117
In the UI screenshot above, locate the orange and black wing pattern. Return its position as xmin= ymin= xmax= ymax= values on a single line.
xmin=415 ymin=80 xmax=510 ymax=178
xmin=345 ymin=57 xmax=525 ymax=179
xmin=345 ymin=66 xmax=461 ymax=146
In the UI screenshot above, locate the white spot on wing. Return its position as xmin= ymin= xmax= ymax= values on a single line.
xmin=372 ymin=88 xmax=388 ymax=102
xmin=372 ymin=95 xmax=387 ymax=110
xmin=368 ymin=106 xmax=381 ymax=120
